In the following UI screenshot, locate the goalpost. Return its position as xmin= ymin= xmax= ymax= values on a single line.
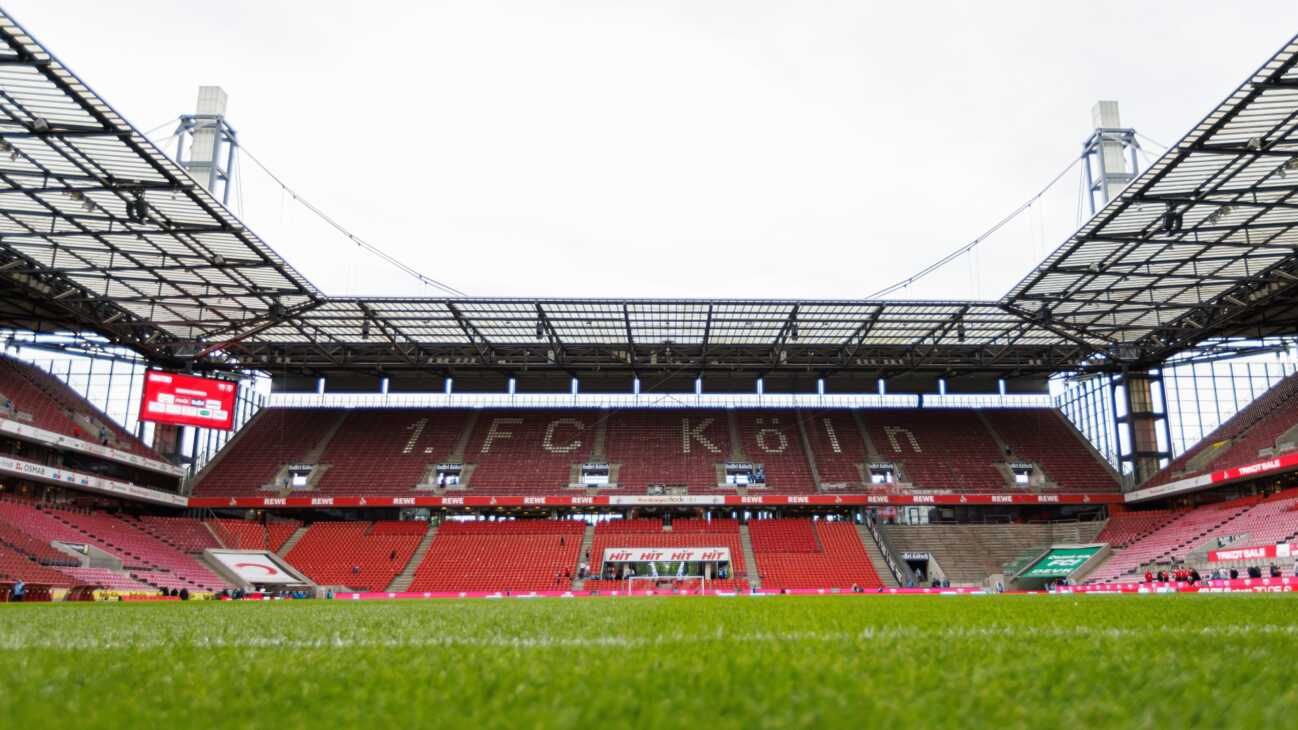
xmin=624 ymin=574 xmax=710 ymax=596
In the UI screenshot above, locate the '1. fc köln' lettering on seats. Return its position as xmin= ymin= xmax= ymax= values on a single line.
xmin=479 ymin=417 xmax=585 ymax=454
xmin=754 ymin=417 xmax=788 ymax=453
xmin=481 ymin=418 xmax=523 ymax=453
xmin=542 ymin=418 xmax=584 ymax=453
xmin=682 ymin=418 xmax=721 ymax=454
xmin=822 ymin=418 xmax=842 ymax=453
xmin=884 ymin=426 xmax=922 ymax=453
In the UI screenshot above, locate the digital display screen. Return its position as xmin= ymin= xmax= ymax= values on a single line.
xmin=139 ymin=369 xmax=238 ymax=430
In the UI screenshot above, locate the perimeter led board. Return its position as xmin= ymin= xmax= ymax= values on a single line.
xmin=139 ymin=370 xmax=238 ymax=430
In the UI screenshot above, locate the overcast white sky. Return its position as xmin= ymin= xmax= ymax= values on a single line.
xmin=8 ymin=1 xmax=1298 ymax=301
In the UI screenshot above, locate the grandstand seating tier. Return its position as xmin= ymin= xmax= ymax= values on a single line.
xmin=862 ymin=409 xmax=1008 ymax=492
xmin=751 ymin=520 xmax=882 ymax=590
xmin=190 ymin=406 xmax=1129 ymax=498
xmin=0 ymin=356 xmax=160 ymax=458
xmin=1146 ymin=373 xmax=1298 ymax=487
xmin=284 ymin=521 xmax=424 ymax=591
xmin=409 ymin=521 xmax=585 ymax=593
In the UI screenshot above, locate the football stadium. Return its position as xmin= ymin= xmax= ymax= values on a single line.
xmin=4 ymin=3 xmax=1298 ymax=727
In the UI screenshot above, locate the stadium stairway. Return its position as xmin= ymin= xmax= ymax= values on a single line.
xmin=794 ymin=414 xmax=824 ymax=492
xmin=739 ymin=523 xmax=761 ymax=590
xmin=277 ymin=526 xmax=310 ymax=558
xmin=881 ymin=522 xmax=1105 ymax=585
xmin=304 ymin=411 xmax=348 ymax=462
xmin=571 ymin=522 xmax=595 ymax=591
xmin=387 ymin=523 xmax=438 ymax=592
xmin=855 ymin=523 xmax=901 ymax=588
xmin=203 ymin=521 xmax=224 ymax=548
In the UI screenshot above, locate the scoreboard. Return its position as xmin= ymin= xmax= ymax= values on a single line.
xmin=139 ymin=369 xmax=238 ymax=430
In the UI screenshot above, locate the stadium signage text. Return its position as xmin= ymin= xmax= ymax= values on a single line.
xmin=1127 ymin=450 xmax=1298 ymax=503
xmin=603 ymin=547 xmax=730 ymax=563
xmin=1021 ymin=546 xmax=1102 ymax=578
xmin=0 ymin=417 xmax=182 ymax=476
xmin=0 ymin=454 xmax=186 ymax=506
xmin=185 ymin=492 xmax=1125 ymax=510
xmin=1208 ymin=543 xmax=1294 ymax=562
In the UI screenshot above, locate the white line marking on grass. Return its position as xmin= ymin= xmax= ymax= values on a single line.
xmin=3 ymin=625 xmax=1298 ymax=651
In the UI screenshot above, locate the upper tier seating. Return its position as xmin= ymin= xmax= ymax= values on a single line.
xmin=283 ymin=521 xmax=424 ymax=591
xmin=408 ymin=520 xmax=584 ymax=593
xmin=982 ymin=409 xmax=1120 ymax=491
xmin=862 ymin=409 xmax=1008 ymax=491
xmin=804 ymin=412 xmax=869 ymax=488
xmin=465 ymin=411 xmax=596 ymax=494
xmin=193 ymin=406 xmax=1121 ymax=497
xmin=1146 ymin=373 xmax=1298 ymax=487
xmin=194 ymin=410 xmax=334 ymax=496
xmin=315 ymin=410 xmax=467 ymax=494
xmin=0 ymin=356 xmax=158 ymax=458
xmin=735 ymin=412 xmax=816 ymax=493
xmin=752 ymin=520 xmax=883 ymax=590
xmin=605 ymin=410 xmax=731 ymax=491
xmin=586 ymin=519 xmax=746 ymax=591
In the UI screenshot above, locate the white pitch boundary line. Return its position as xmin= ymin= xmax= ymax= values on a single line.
xmin=3 ymin=624 xmax=1298 ymax=651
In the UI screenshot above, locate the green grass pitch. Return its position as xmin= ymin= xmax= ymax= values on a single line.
xmin=1 ymin=594 xmax=1295 ymax=729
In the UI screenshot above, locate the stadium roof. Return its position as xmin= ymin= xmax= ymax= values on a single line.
xmin=0 ymin=9 xmax=1295 ymax=378
xmin=230 ymin=298 xmax=1098 ymax=375
xmin=0 ymin=13 xmax=320 ymax=359
xmin=1005 ymin=33 xmax=1298 ymax=362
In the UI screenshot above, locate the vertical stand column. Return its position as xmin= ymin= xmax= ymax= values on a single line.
xmin=1112 ymin=369 xmax=1171 ymax=484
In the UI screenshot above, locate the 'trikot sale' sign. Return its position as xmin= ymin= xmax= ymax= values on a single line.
xmin=139 ymin=370 xmax=238 ymax=430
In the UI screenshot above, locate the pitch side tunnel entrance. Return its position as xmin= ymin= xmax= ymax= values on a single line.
xmin=600 ymin=547 xmax=733 ymax=592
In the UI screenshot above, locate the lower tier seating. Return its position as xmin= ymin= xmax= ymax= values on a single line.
xmin=61 ymin=567 xmax=155 ymax=592
xmin=0 ymin=500 xmax=229 ymax=592
xmin=283 ymin=521 xmax=424 ymax=591
xmin=1095 ymin=510 xmax=1184 ymax=549
xmin=136 ymin=516 xmax=221 ymax=553
xmin=408 ymin=521 xmax=585 ymax=593
xmin=752 ymin=520 xmax=882 ymax=590
xmin=208 ymin=518 xmax=301 ymax=552
xmin=1088 ymin=491 xmax=1298 ymax=583
xmin=0 ymin=546 xmax=74 ymax=586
